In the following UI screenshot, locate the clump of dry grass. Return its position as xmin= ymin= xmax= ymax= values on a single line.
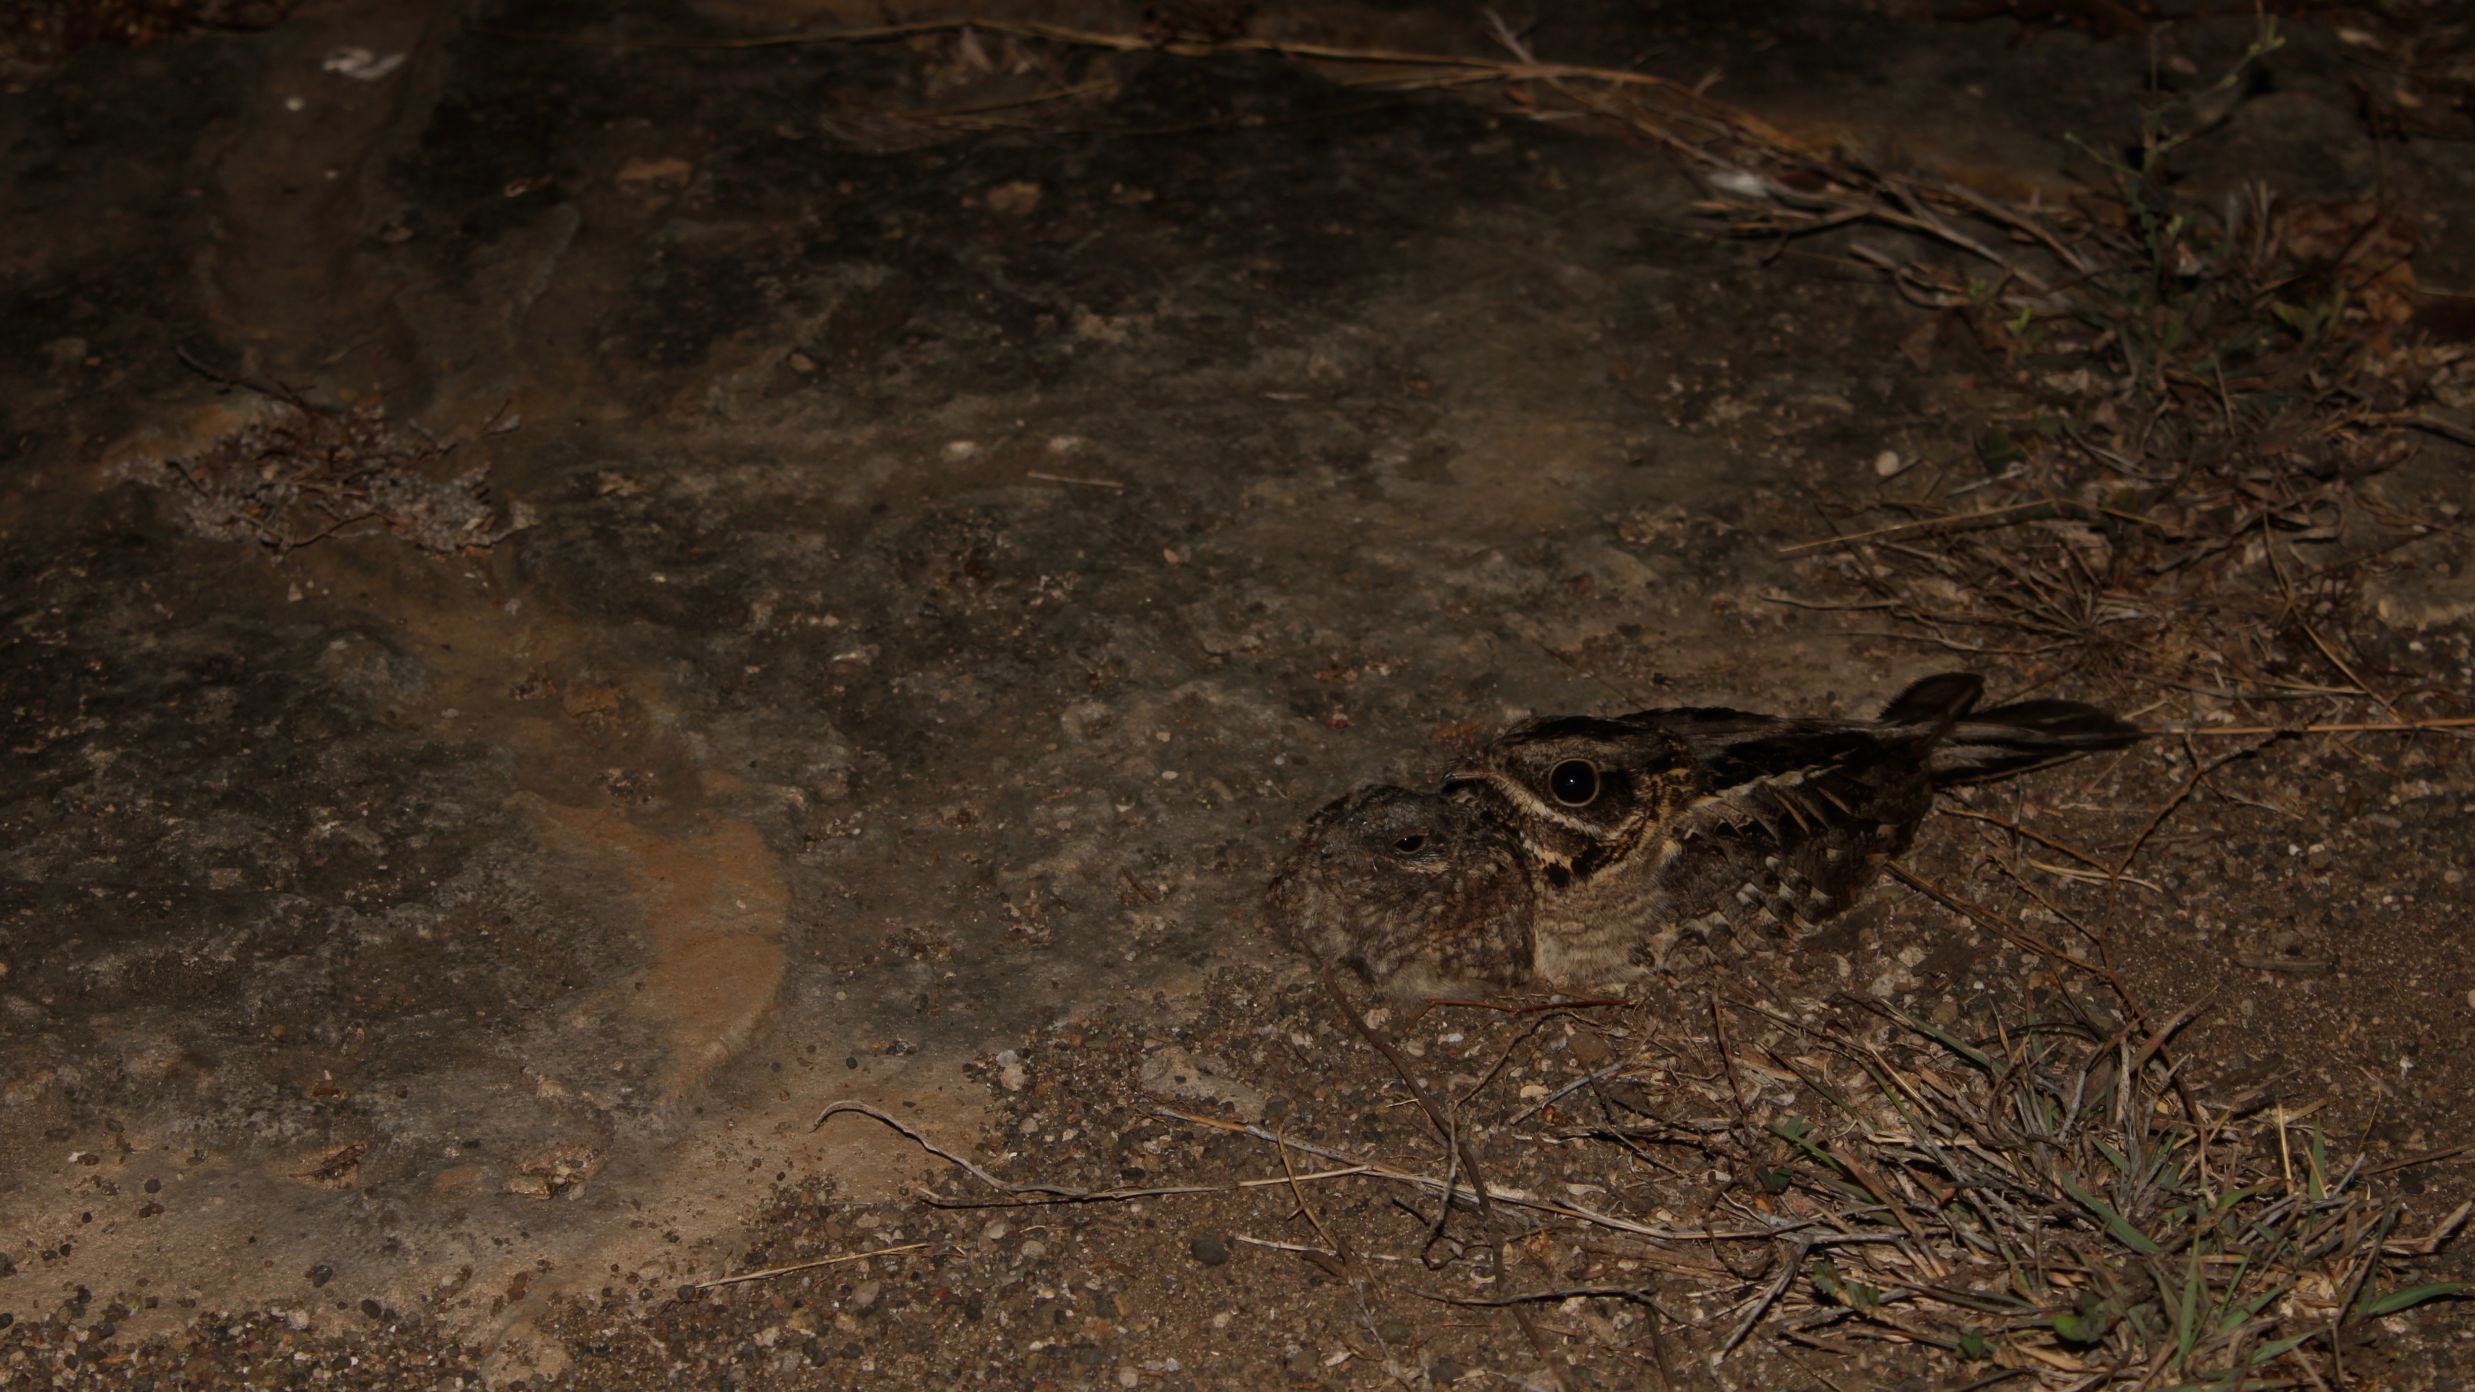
xmin=1247 ymin=990 xmax=2466 ymax=1386
xmin=140 ymin=389 xmax=532 ymax=557
xmin=810 ymin=979 xmax=2467 ymax=1388
xmin=1618 ymin=19 xmax=2475 ymax=726
xmin=1626 ymin=994 xmax=2467 ymax=1385
xmin=1761 ymin=161 xmax=2464 ymax=719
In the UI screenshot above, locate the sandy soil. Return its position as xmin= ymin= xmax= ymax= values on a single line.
xmin=3 ymin=2 xmax=2471 ymax=1387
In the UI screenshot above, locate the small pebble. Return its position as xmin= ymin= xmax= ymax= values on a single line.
xmin=1187 ymin=1234 xmax=1229 ymax=1267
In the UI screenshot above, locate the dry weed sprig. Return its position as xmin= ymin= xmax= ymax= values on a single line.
xmin=806 ymin=976 xmax=2465 ymax=1388
xmin=145 ymin=361 xmax=533 ymax=556
xmin=1214 ymin=986 xmax=2462 ymax=1386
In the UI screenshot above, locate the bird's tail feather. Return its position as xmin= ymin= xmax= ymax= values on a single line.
xmin=1877 ymin=672 xmax=1984 ymax=734
xmin=1929 ymin=698 xmax=2145 ymax=784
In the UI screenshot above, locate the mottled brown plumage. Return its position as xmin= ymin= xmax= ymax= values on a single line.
xmin=1267 ymin=674 xmax=2142 ymax=997
xmin=1266 ymin=784 xmax=1534 ymax=1001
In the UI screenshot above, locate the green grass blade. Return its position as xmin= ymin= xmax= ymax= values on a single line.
xmin=2065 ymin=1180 xmax=2164 ymax=1255
xmin=2218 ymin=1280 xmax=2287 ymax=1336
xmin=1880 ymin=1002 xmax=1995 ymax=1071
xmin=2357 ymin=1282 xmax=2470 ymax=1318
xmin=1768 ymin=1118 xmax=1854 ymax=1182
xmin=2174 ymin=1251 xmax=2202 ymax=1369
xmin=2246 ymin=1328 xmax=2316 ymax=1367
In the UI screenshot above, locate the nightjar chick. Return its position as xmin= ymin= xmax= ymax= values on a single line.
xmin=1443 ymin=672 xmax=2142 ymax=985
xmin=1267 ymin=784 xmax=1536 ymax=1001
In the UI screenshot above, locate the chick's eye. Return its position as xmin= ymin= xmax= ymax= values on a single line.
xmin=1548 ymin=759 xmax=1599 ymax=806
xmin=1393 ymin=832 xmax=1428 ymax=855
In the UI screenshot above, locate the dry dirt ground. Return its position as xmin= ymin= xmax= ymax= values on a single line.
xmin=3 ymin=2 xmax=2473 ymax=1388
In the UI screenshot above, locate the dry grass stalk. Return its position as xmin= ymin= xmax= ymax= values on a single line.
xmin=806 ymin=984 xmax=2466 ymax=1388
xmin=1249 ymin=991 xmax=2464 ymax=1386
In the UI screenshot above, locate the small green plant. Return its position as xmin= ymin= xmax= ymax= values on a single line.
xmin=1716 ymin=995 xmax=2469 ymax=1386
xmin=2045 ymin=21 xmax=2307 ymax=389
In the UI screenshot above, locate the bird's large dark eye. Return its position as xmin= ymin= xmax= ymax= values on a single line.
xmin=1393 ymin=832 xmax=1428 ymax=855
xmin=1548 ymin=759 xmax=1599 ymax=807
